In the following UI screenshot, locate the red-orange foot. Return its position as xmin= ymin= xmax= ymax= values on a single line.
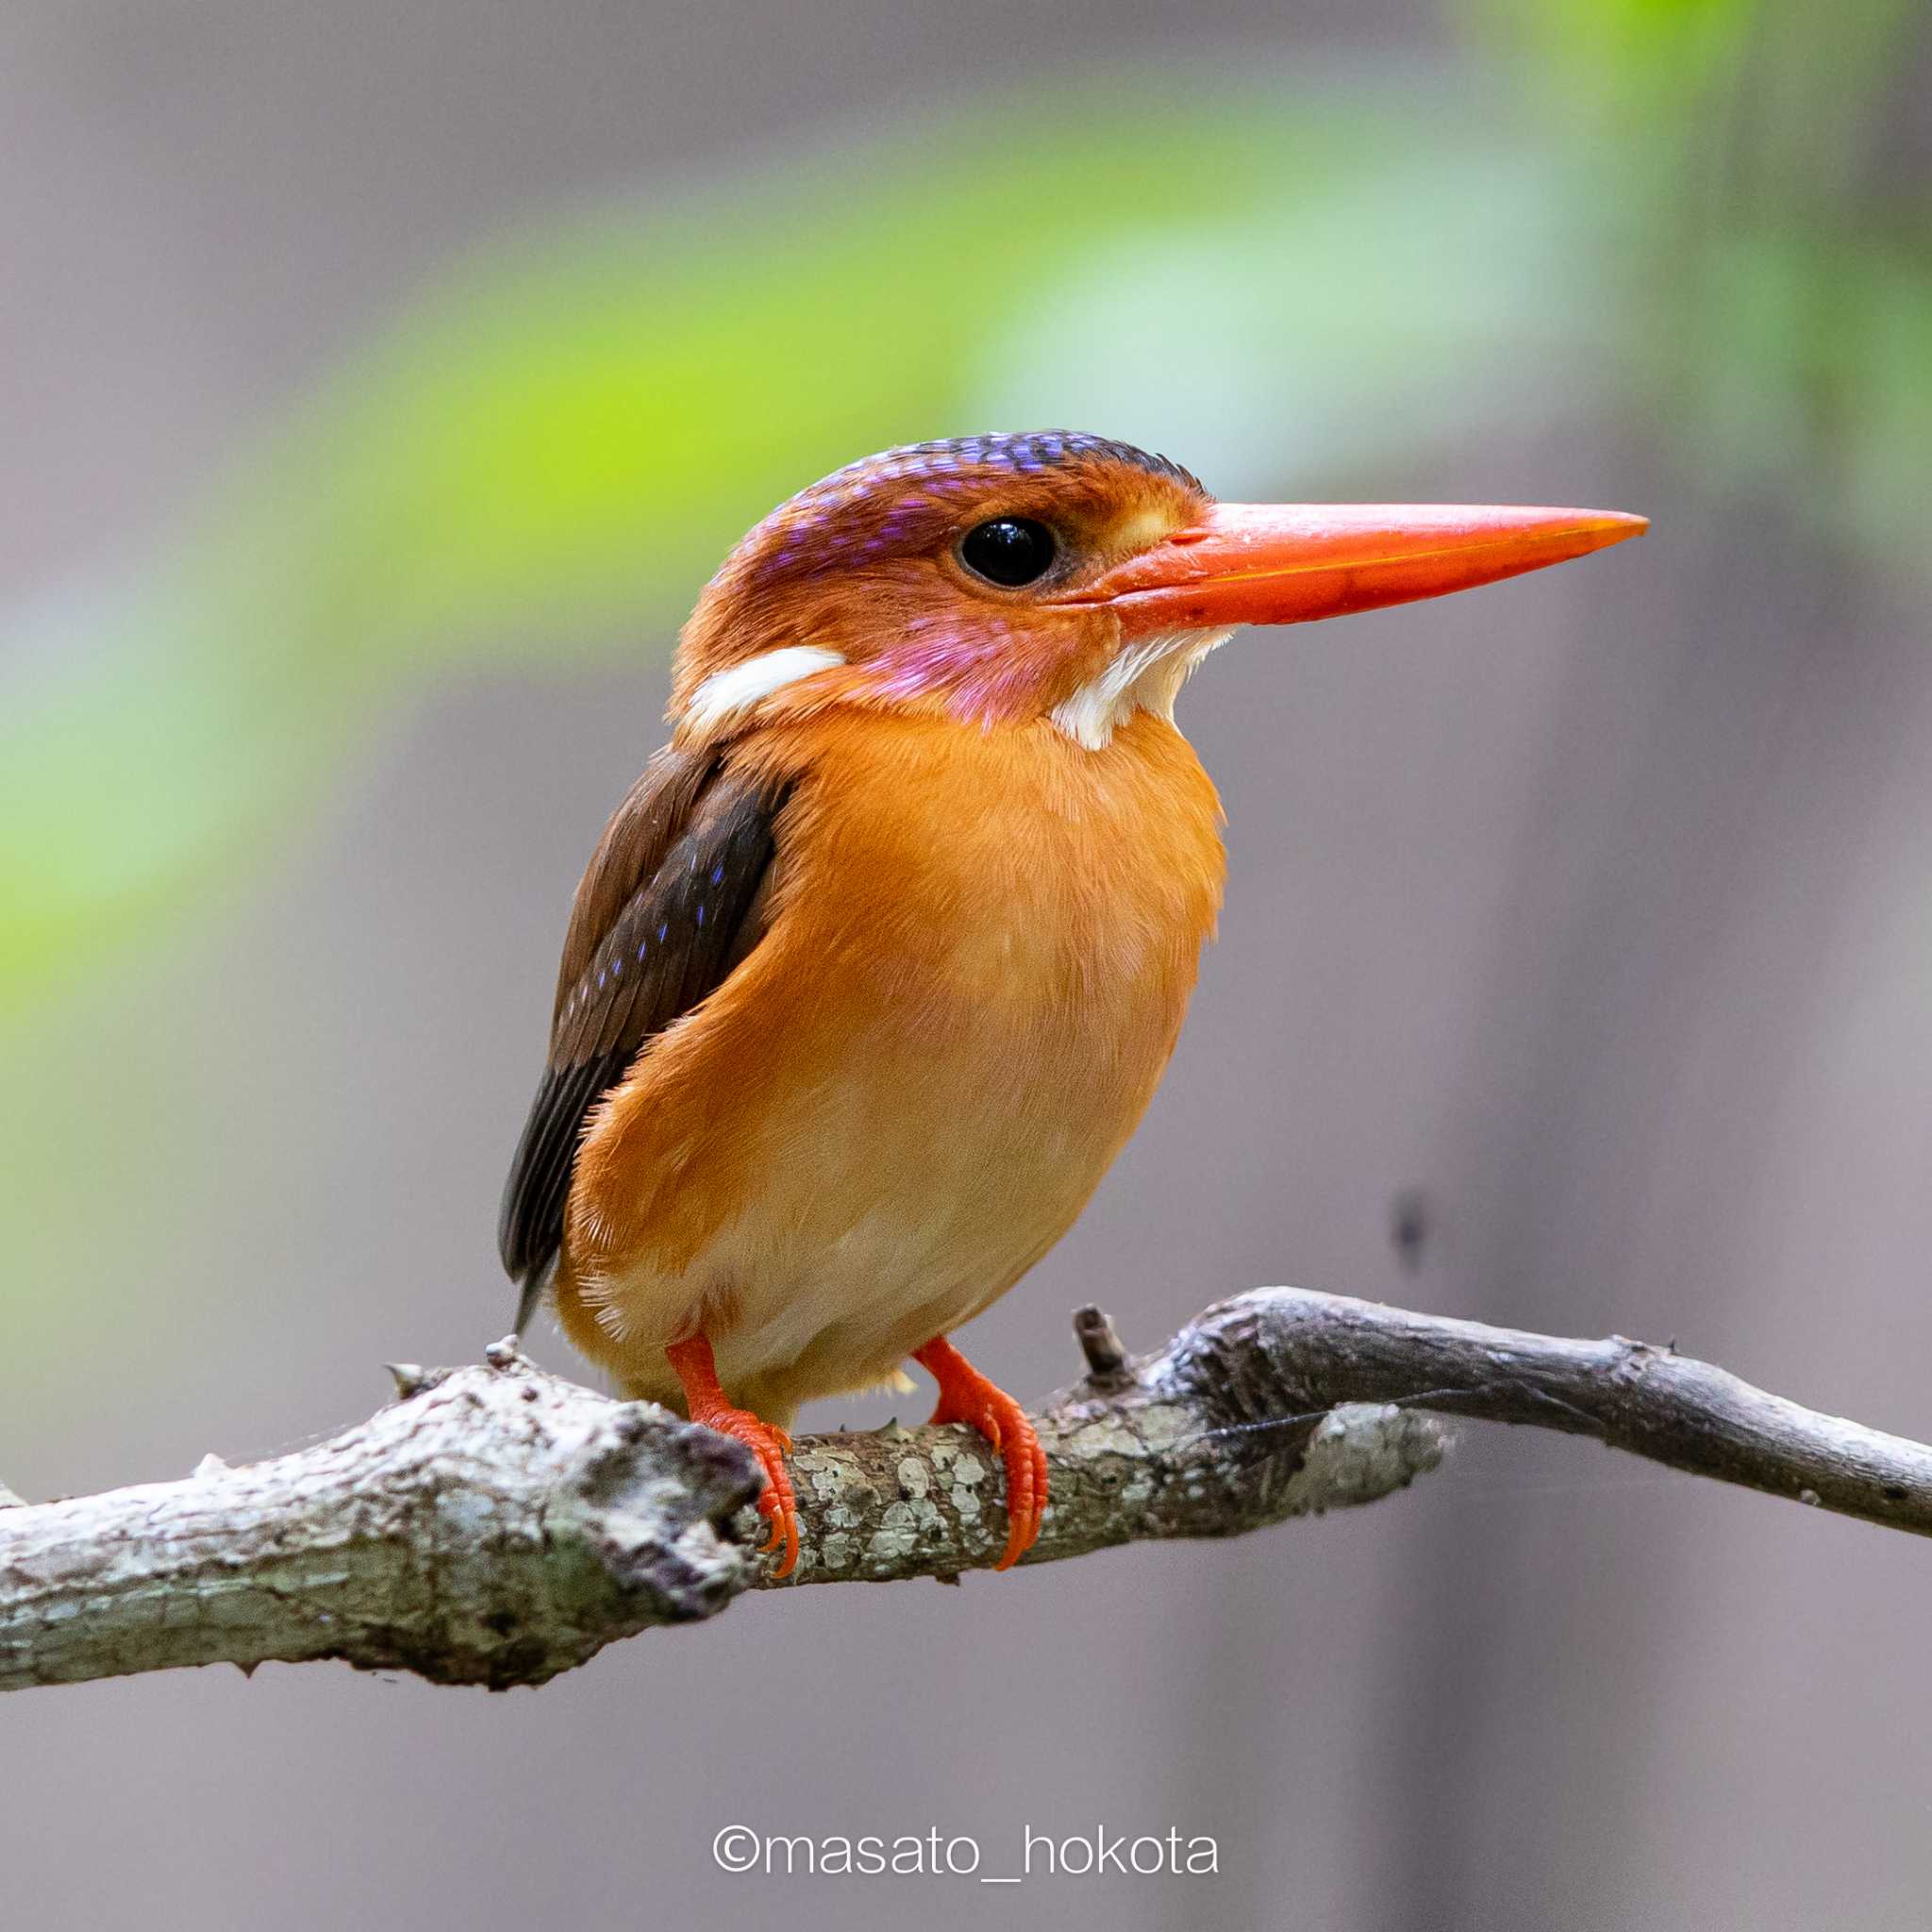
xmin=665 ymin=1332 xmax=799 ymax=1578
xmin=913 ymin=1335 xmax=1046 ymax=1571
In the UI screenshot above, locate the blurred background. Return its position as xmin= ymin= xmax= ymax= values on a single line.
xmin=5 ymin=0 xmax=1930 ymax=1925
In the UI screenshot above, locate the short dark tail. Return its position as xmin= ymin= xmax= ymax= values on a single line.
xmin=512 ymin=1260 xmax=554 ymax=1339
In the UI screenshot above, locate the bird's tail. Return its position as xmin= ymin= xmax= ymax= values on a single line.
xmin=511 ymin=1259 xmax=555 ymax=1340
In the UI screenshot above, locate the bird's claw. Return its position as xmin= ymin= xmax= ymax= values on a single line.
xmin=666 ymin=1332 xmax=801 ymax=1577
xmin=924 ymin=1358 xmax=1047 ymax=1571
xmin=695 ymin=1406 xmax=800 ymax=1578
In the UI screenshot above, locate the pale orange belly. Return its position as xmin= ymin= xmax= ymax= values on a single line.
xmin=556 ymin=983 xmax=1176 ymax=1417
xmin=553 ymin=708 xmax=1225 ymax=1422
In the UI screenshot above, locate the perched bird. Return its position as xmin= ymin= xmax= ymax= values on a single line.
xmin=500 ymin=431 xmax=1643 ymax=1576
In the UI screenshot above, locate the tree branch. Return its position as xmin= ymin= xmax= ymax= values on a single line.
xmin=4 ymin=1285 xmax=1925 ymax=1694
xmin=1206 ymin=1289 xmax=1932 ymax=1531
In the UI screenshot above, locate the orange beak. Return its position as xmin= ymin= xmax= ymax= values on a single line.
xmin=1061 ymin=502 xmax=1647 ymax=635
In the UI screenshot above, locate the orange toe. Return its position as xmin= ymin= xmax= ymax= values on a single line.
xmin=913 ymin=1335 xmax=1046 ymax=1570
xmin=665 ymin=1332 xmax=800 ymax=1578
xmin=704 ymin=1409 xmax=800 ymax=1578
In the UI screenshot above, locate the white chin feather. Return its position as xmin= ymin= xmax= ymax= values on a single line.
xmin=1049 ymin=627 xmax=1234 ymax=750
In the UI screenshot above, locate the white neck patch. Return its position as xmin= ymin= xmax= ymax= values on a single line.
xmin=685 ymin=645 xmax=845 ymax=730
xmin=1049 ymin=628 xmax=1234 ymax=750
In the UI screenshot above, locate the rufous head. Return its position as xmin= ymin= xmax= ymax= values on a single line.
xmin=672 ymin=432 xmax=1644 ymax=750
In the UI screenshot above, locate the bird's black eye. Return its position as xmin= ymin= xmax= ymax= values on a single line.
xmin=958 ymin=517 xmax=1058 ymax=588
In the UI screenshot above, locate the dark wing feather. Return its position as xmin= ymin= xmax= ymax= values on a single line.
xmin=498 ymin=747 xmax=784 ymax=1325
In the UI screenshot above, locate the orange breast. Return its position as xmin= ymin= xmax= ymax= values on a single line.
xmin=554 ymin=707 xmax=1225 ymax=1417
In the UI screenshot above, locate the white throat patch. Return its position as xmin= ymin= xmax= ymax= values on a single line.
xmin=1049 ymin=628 xmax=1234 ymax=750
xmin=685 ymin=645 xmax=845 ymax=729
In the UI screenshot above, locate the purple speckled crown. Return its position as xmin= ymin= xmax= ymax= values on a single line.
xmin=732 ymin=432 xmax=1206 ymax=579
xmin=805 ymin=432 xmax=1203 ymax=498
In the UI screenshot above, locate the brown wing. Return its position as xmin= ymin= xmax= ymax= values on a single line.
xmin=498 ymin=745 xmax=785 ymax=1326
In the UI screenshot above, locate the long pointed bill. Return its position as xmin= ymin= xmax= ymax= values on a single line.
xmin=1060 ymin=503 xmax=1647 ymax=635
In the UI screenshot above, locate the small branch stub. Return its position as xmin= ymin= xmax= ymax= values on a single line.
xmin=1074 ymin=1304 xmax=1132 ymax=1388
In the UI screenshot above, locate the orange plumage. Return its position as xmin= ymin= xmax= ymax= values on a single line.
xmin=500 ymin=432 xmax=1644 ymax=1575
xmin=556 ymin=705 xmax=1223 ymax=1412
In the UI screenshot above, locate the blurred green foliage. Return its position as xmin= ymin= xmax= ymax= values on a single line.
xmin=1475 ymin=0 xmax=1932 ymax=567
xmin=1 ymin=0 xmax=1926 ymax=1378
xmin=2 ymin=2 xmax=1927 ymax=1022
xmin=0 ymin=83 xmax=1586 ymax=1018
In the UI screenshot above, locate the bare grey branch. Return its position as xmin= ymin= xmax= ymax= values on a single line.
xmin=4 ymin=1283 xmax=1922 ymax=1695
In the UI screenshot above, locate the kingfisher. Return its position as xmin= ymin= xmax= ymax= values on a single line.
xmin=499 ymin=431 xmax=1643 ymax=1577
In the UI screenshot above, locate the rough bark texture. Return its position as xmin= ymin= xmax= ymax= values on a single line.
xmin=0 ymin=1341 xmax=758 ymax=1691
xmin=4 ymin=1285 xmax=1925 ymax=1694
